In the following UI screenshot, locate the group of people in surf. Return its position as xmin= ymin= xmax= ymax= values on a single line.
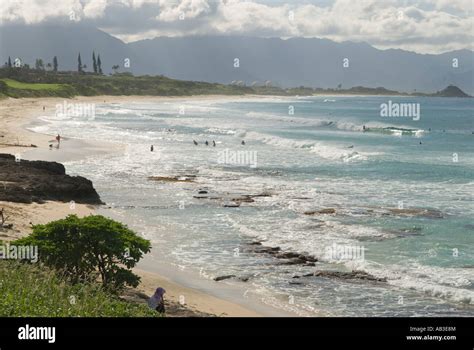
xmin=150 ymin=140 xmax=246 ymax=151
xmin=192 ymin=140 xmax=245 ymax=146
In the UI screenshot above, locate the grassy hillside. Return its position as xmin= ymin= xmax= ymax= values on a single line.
xmin=0 ymin=67 xmax=254 ymax=98
xmin=0 ymin=67 xmax=470 ymax=98
xmin=0 ymin=260 xmax=157 ymax=317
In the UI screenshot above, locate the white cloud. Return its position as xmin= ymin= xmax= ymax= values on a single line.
xmin=0 ymin=0 xmax=472 ymax=53
xmin=83 ymin=0 xmax=108 ymax=18
xmin=156 ymin=0 xmax=212 ymax=22
xmin=0 ymin=0 xmax=82 ymax=24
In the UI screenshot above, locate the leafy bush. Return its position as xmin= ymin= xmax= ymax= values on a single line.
xmin=14 ymin=215 xmax=151 ymax=292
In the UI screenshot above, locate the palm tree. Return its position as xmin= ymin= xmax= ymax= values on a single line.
xmin=78 ymin=53 xmax=83 ymax=72
xmin=97 ymin=55 xmax=103 ymax=74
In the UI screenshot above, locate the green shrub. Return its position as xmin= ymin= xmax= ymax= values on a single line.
xmin=14 ymin=215 xmax=151 ymax=292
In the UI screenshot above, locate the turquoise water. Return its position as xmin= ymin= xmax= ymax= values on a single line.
xmin=32 ymin=95 xmax=474 ymax=316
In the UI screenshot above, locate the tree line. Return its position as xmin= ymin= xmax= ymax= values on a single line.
xmin=4 ymin=51 xmax=104 ymax=74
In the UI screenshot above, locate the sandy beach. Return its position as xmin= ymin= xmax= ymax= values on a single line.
xmin=0 ymin=95 xmax=283 ymax=317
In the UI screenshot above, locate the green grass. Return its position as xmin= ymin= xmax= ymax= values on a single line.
xmin=0 ymin=77 xmax=76 ymax=98
xmin=0 ymin=261 xmax=158 ymax=317
xmin=1 ymin=78 xmax=67 ymax=91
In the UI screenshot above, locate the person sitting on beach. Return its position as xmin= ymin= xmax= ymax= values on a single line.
xmin=212 ymin=140 xmax=216 ymax=147
xmin=193 ymin=140 xmax=198 ymax=146
xmin=150 ymin=145 xmax=154 ymax=152
xmin=241 ymin=140 xmax=245 ymax=145
xmin=148 ymin=287 xmax=166 ymax=314
xmin=205 ymin=141 xmax=209 ymax=146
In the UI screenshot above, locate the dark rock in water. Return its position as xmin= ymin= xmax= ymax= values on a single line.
xmin=243 ymin=242 xmax=317 ymax=266
xmin=238 ymin=276 xmax=251 ymax=282
xmin=214 ymin=274 xmax=251 ymax=282
xmin=276 ymin=252 xmax=318 ymax=263
xmin=297 ymin=270 xmax=386 ymax=283
xmin=232 ymin=196 xmax=255 ymax=203
xmin=244 ymin=244 xmax=281 ymax=255
xmin=214 ymin=275 xmax=237 ymax=282
xmin=275 ymin=252 xmax=301 ymax=259
xmin=198 ymin=190 xmax=208 ymax=194
xmin=279 ymin=258 xmax=308 ymax=265
xmin=304 ymin=208 xmax=336 ymax=215
xmin=223 ymin=203 xmax=240 ymax=208
xmin=0 ymin=153 xmax=102 ymax=204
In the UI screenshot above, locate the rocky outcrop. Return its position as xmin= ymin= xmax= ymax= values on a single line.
xmin=293 ymin=270 xmax=387 ymax=283
xmin=213 ymin=274 xmax=251 ymax=282
xmin=304 ymin=208 xmax=337 ymax=215
xmin=0 ymin=154 xmax=102 ymax=204
xmin=193 ymin=190 xmax=272 ymax=208
xmin=243 ymin=241 xmax=318 ymax=266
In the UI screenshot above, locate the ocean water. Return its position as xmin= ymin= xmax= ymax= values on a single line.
xmin=31 ymin=96 xmax=474 ymax=316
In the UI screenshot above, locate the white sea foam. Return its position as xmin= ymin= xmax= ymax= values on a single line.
xmin=29 ymin=98 xmax=474 ymax=315
xmin=205 ymin=127 xmax=237 ymax=135
xmin=244 ymin=131 xmax=370 ymax=161
xmin=354 ymin=260 xmax=474 ymax=305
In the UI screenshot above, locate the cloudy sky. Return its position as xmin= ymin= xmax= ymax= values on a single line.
xmin=0 ymin=0 xmax=472 ymax=53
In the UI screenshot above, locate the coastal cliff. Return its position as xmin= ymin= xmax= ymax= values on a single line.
xmin=0 ymin=153 xmax=102 ymax=204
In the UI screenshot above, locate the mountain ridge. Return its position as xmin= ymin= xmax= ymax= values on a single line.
xmin=1 ymin=23 xmax=472 ymax=94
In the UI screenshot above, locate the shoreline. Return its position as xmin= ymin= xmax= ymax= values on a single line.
xmin=0 ymin=95 xmax=297 ymax=317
